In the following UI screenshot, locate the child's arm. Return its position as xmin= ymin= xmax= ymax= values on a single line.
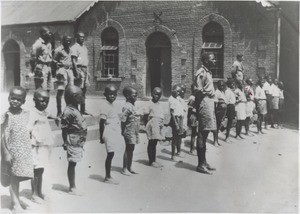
xmin=61 ymin=128 xmax=68 ymax=150
xmin=170 ymin=109 xmax=179 ymax=133
xmin=99 ymin=119 xmax=106 ymax=144
xmin=47 ymin=114 xmax=60 ymax=127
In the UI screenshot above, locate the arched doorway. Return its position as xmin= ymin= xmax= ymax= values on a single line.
xmin=146 ymin=32 xmax=171 ymax=97
xmin=2 ymin=39 xmax=20 ymax=91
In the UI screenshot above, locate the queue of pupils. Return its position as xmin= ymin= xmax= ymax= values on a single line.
xmin=1 ymin=75 xmax=284 ymax=212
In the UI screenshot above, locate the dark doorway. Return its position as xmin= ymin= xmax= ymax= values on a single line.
xmin=2 ymin=39 xmax=20 ymax=92
xmin=146 ymin=32 xmax=171 ymax=97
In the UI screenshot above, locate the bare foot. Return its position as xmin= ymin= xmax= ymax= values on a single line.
xmin=68 ymin=188 xmax=82 ymax=196
xmin=31 ymin=195 xmax=43 ymax=204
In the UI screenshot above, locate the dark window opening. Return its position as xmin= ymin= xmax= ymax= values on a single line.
xmin=101 ymin=27 xmax=119 ymax=77
xmin=202 ymin=21 xmax=224 ymax=78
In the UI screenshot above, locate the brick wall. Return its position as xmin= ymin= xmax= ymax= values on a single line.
xmin=1 ymin=1 xmax=277 ymax=98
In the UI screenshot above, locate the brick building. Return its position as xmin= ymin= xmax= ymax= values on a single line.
xmin=1 ymin=1 xmax=280 ymax=98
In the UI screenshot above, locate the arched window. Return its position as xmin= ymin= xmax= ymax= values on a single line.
xmin=202 ymin=22 xmax=224 ymax=78
xmin=101 ymin=27 xmax=119 ymax=77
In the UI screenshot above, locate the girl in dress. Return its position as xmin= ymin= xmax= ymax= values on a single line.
xmin=1 ymin=87 xmax=33 ymax=212
xmin=234 ymin=80 xmax=247 ymax=139
xmin=99 ymin=84 xmax=122 ymax=184
xmin=145 ymin=87 xmax=165 ymax=168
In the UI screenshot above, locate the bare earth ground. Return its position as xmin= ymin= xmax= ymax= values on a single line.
xmin=0 ymin=93 xmax=299 ymax=213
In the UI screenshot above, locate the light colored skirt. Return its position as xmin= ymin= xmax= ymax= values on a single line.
xmin=146 ymin=117 xmax=165 ymax=140
xmin=32 ymin=145 xmax=50 ymax=169
xmin=270 ymin=97 xmax=279 ymax=110
xmin=257 ymin=100 xmax=267 ymax=115
xmin=235 ymin=102 xmax=246 ymax=120
xmin=103 ymin=123 xmax=123 ymax=152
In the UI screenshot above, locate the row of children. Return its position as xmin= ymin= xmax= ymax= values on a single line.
xmin=1 ymin=73 xmax=284 ymax=212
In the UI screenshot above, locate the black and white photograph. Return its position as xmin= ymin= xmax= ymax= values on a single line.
xmin=0 ymin=0 xmax=299 ymax=213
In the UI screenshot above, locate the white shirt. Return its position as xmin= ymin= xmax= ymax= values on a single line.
xmin=270 ymin=84 xmax=280 ymax=97
xmin=168 ymin=96 xmax=184 ymax=116
xmin=225 ymin=88 xmax=236 ymax=104
xmin=255 ymin=86 xmax=267 ymax=100
xmin=215 ymin=89 xmax=227 ymax=103
xmin=262 ymin=82 xmax=271 ymax=95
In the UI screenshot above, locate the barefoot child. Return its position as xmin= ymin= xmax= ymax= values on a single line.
xmin=99 ymin=84 xmax=122 ymax=184
xmin=234 ymin=80 xmax=247 ymax=139
xmin=224 ymin=79 xmax=236 ymax=142
xmin=28 ymin=89 xmax=58 ymax=202
xmin=1 ymin=87 xmax=33 ymax=212
xmin=255 ymin=79 xmax=268 ymax=134
xmin=168 ymin=85 xmax=184 ymax=161
xmin=278 ymin=81 xmax=285 ymax=128
xmin=120 ymin=87 xmax=140 ymax=175
xmin=213 ymin=80 xmax=227 ymax=146
xmin=61 ymin=85 xmax=87 ymax=194
xmin=144 ymin=87 xmax=164 ymax=168
xmin=244 ymin=78 xmax=256 ymax=136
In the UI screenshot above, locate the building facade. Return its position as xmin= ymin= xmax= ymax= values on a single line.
xmin=1 ymin=1 xmax=278 ymax=98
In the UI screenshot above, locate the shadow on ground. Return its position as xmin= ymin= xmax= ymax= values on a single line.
xmin=52 ymin=183 xmax=69 ymax=193
xmin=89 ymin=174 xmax=105 ymax=182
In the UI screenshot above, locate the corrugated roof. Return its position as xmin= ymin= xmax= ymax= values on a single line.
xmin=1 ymin=1 xmax=97 ymax=26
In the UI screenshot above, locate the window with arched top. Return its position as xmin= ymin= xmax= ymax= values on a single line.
xmin=101 ymin=27 xmax=119 ymax=77
xmin=202 ymin=21 xmax=224 ymax=78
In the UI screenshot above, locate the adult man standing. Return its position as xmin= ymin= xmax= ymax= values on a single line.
xmin=232 ymin=54 xmax=245 ymax=81
xmin=194 ymin=52 xmax=217 ymax=174
xmin=54 ymin=35 xmax=74 ymax=117
xmin=71 ymin=31 xmax=89 ymax=115
xmin=31 ymin=27 xmax=53 ymax=91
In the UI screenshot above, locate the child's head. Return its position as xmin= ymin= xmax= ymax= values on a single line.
xmin=266 ymin=75 xmax=273 ymax=84
xmin=179 ymin=84 xmax=186 ymax=98
xmin=123 ymin=86 xmax=137 ymax=104
xmin=226 ymin=79 xmax=235 ymax=90
xmin=245 ymin=78 xmax=253 ymax=86
xmin=171 ymin=85 xmax=181 ymax=98
xmin=104 ymin=84 xmax=118 ymax=104
xmin=217 ymin=80 xmax=225 ymax=91
xmin=8 ymin=86 xmax=27 ymax=111
xmin=33 ymin=89 xmax=50 ymax=111
xmin=258 ymin=78 xmax=265 ymax=87
xmin=151 ymin=87 xmax=162 ymax=103
xmin=274 ymin=79 xmax=279 ymax=86
xmin=64 ymin=85 xmax=83 ymax=106
xmin=201 ymin=52 xmax=216 ymax=69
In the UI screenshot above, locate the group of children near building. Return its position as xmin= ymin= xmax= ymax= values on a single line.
xmin=1 ymin=72 xmax=284 ymax=212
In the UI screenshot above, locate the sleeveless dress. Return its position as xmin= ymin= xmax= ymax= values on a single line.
xmin=2 ymin=110 xmax=33 ymax=178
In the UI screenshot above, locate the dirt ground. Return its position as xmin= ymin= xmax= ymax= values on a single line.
xmin=0 ymin=94 xmax=299 ymax=213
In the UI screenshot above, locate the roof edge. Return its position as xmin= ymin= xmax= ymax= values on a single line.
xmin=74 ymin=1 xmax=98 ymax=21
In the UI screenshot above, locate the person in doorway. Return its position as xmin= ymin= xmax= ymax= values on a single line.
xmin=71 ymin=31 xmax=90 ymax=115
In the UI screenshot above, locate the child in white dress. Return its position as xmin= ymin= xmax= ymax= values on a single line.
xmin=99 ymin=84 xmax=123 ymax=184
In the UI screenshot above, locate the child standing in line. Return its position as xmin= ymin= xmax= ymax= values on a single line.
xmin=1 ymin=87 xmax=33 ymax=212
xmin=99 ymin=84 xmax=122 ymax=185
xmin=234 ymin=80 xmax=247 ymax=139
xmin=255 ymin=79 xmax=268 ymax=134
xmin=269 ymin=79 xmax=280 ymax=128
xmin=177 ymin=84 xmax=188 ymax=138
xmin=244 ymin=78 xmax=256 ymax=136
xmin=213 ymin=80 xmax=227 ymax=146
xmin=278 ymin=81 xmax=285 ymax=128
xmin=224 ymin=79 xmax=236 ymax=142
xmin=187 ymin=84 xmax=198 ymax=155
xmin=120 ymin=87 xmax=140 ymax=176
xmin=28 ymin=90 xmax=59 ymax=202
xmin=61 ymin=85 xmax=87 ymax=195
xmin=144 ymin=87 xmax=165 ymax=168
xmin=168 ymin=85 xmax=184 ymax=161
